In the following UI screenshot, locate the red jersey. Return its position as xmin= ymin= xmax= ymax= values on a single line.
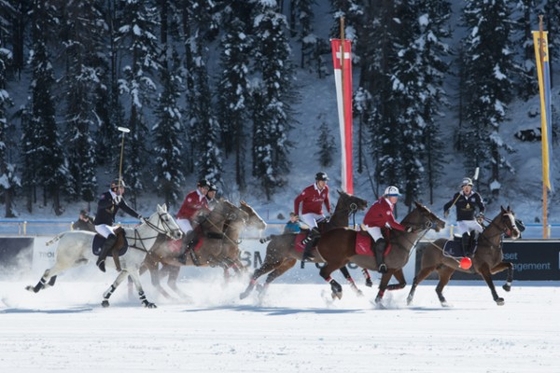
xmin=294 ymin=183 xmax=331 ymax=215
xmin=363 ymin=197 xmax=405 ymax=233
xmin=176 ymin=190 xmax=209 ymax=221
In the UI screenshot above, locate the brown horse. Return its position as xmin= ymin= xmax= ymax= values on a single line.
xmin=138 ymin=200 xmax=265 ymax=299
xmin=406 ymin=206 xmax=521 ymax=307
xmin=316 ymin=201 xmax=446 ymax=304
xmin=239 ymin=190 xmax=368 ymax=300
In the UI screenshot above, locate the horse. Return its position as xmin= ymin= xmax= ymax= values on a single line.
xmin=239 ymin=190 xmax=369 ymax=300
xmin=138 ymin=200 xmax=266 ymax=300
xmin=406 ymin=206 xmax=521 ymax=307
xmin=316 ymin=201 xmax=446 ymax=304
xmin=25 ymin=204 xmax=182 ymax=308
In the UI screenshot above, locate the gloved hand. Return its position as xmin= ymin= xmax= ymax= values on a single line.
xmin=138 ymin=214 xmax=143 ymax=220
xmin=406 ymin=226 xmax=413 ymax=233
xmin=384 ymin=222 xmax=392 ymax=229
xmin=476 ymin=213 xmax=484 ymax=224
xmin=444 ymin=210 xmax=449 ymax=218
xmin=114 ymin=195 xmax=122 ymax=204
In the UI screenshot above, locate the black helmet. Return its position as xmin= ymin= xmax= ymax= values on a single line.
xmin=110 ymin=178 xmax=126 ymax=189
xmin=197 ymin=179 xmax=210 ymax=188
xmin=208 ymin=183 xmax=218 ymax=192
xmin=315 ymin=172 xmax=329 ymax=181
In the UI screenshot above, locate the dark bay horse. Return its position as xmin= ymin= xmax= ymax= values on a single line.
xmin=139 ymin=200 xmax=266 ymax=299
xmin=316 ymin=201 xmax=445 ymax=304
xmin=239 ymin=190 xmax=368 ymax=300
xmin=406 ymin=206 xmax=521 ymax=307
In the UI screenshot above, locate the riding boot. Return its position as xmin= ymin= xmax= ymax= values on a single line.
xmin=461 ymin=232 xmax=471 ymax=257
xmin=302 ymin=228 xmax=320 ymax=262
xmin=96 ymin=234 xmax=117 ymax=273
xmin=177 ymin=230 xmax=196 ymax=264
xmin=374 ymin=238 xmax=387 ymax=273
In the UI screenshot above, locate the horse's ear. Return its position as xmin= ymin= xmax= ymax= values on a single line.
xmin=500 ymin=206 xmax=506 ymax=213
xmin=414 ymin=201 xmax=421 ymax=208
xmin=240 ymin=200 xmax=247 ymax=206
xmin=337 ymin=189 xmax=342 ymax=196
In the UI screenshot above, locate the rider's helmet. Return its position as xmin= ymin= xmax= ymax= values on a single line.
xmin=315 ymin=172 xmax=329 ymax=181
xmin=384 ymin=186 xmax=401 ymax=197
xmin=207 ymin=183 xmax=218 ymax=192
xmin=461 ymin=177 xmax=473 ymax=187
xmin=110 ymin=178 xmax=126 ymax=190
xmin=197 ymin=179 xmax=210 ymax=188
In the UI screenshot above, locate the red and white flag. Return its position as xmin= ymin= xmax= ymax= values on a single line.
xmin=331 ymin=39 xmax=353 ymax=194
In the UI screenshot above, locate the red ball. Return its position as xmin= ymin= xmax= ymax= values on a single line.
xmin=459 ymin=257 xmax=472 ymax=270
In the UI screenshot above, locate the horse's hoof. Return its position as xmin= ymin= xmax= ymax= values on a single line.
xmin=25 ymin=285 xmax=36 ymax=293
xmin=101 ymin=300 xmax=110 ymax=308
xmin=441 ymin=301 xmax=451 ymax=307
xmin=145 ymin=302 xmax=157 ymax=309
xmin=495 ymin=298 xmax=505 ymax=306
xmin=365 ymin=279 xmax=373 ymax=287
xmin=239 ymin=290 xmax=250 ymax=300
xmin=355 ymin=289 xmax=364 ymax=297
xmin=332 ymin=291 xmax=342 ymax=300
xmin=502 ymin=283 xmax=511 ymax=292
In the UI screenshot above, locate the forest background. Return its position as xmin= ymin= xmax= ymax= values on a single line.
xmin=0 ymin=0 xmax=559 ymax=225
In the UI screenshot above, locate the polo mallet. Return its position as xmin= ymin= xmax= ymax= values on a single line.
xmin=117 ymin=126 xmax=130 ymax=187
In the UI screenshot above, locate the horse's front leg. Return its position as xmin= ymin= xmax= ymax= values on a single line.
xmin=339 ymin=265 xmax=364 ymax=297
xmin=479 ymin=266 xmax=505 ymax=306
xmin=320 ymin=262 xmax=345 ymax=300
xmin=374 ymin=272 xmax=392 ymax=305
xmin=491 ymin=261 xmax=514 ymax=292
xmin=385 ymin=268 xmax=407 ymax=291
xmin=26 ymin=269 xmax=53 ymax=293
xmin=240 ymin=260 xmax=281 ymax=300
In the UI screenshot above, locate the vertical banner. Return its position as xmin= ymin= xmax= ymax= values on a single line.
xmin=533 ymin=30 xmax=554 ymax=192
xmin=331 ymin=38 xmax=353 ymax=194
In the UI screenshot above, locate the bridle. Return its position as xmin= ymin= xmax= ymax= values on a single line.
xmin=128 ymin=210 xmax=181 ymax=253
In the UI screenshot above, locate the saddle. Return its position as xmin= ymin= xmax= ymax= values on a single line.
xmin=93 ymin=227 xmax=128 ymax=271
xmin=354 ymin=229 xmax=392 ymax=256
xmin=442 ymin=236 xmax=477 ymax=259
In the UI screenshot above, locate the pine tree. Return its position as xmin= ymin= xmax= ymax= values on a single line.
xmin=0 ymin=43 xmax=19 ymax=217
xmin=24 ymin=0 xmax=67 ymax=215
xmin=218 ymin=15 xmax=252 ymax=192
xmin=61 ymin=0 xmax=105 ymax=204
xmin=251 ymin=1 xmax=295 ymax=199
xmin=462 ymin=0 xmax=517 ymax=196
xmin=116 ymin=0 xmax=161 ymax=204
xmin=153 ymin=48 xmax=186 ymax=206
xmin=315 ymin=114 xmax=336 ymax=168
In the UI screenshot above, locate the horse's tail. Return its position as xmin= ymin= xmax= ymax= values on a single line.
xmin=46 ymin=233 xmax=65 ymax=246
xmin=259 ymin=235 xmax=277 ymax=244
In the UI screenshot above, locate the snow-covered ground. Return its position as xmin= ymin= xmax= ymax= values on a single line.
xmin=1 ymin=274 xmax=558 ymax=373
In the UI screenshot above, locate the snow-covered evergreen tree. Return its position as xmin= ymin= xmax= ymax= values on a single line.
xmin=116 ymin=0 xmax=160 ymax=204
xmin=61 ymin=0 xmax=104 ymax=205
xmin=24 ymin=0 xmax=67 ymax=215
xmin=0 ymin=42 xmax=19 ymax=217
xmin=462 ymin=0 xmax=517 ymax=196
xmin=218 ymin=13 xmax=253 ymax=192
xmin=251 ymin=0 xmax=295 ymax=199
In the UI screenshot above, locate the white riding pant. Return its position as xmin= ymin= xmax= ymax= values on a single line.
xmin=177 ymin=218 xmax=193 ymax=234
xmin=365 ymin=226 xmax=383 ymax=241
xmin=95 ymin=224 xmax=116 ymax=238
xmin=454 ymin=220 xmax=483 ymax=237
xmin=300 ymin=213 xmax=324 ymax=230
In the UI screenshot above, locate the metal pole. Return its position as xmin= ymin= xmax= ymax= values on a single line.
xmin=117 ymin=126 xmax=130 ymax=187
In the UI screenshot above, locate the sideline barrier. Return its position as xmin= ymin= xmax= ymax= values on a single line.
xmin=414 ymin=240 xmax=560 ymax=281
xmin=2 ymin=236 xmax=559 ymax=282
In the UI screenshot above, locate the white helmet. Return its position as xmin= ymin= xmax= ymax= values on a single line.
xmin=461 ymin=177 xmax=473 ymax=187
xmin=384 ymin=186 xmax=401 ymax=197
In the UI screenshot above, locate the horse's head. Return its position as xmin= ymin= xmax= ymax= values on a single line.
xmin=146 ymin=204 xmax=183 ymax=240
xmin=336 ymin=190 xmax=368 ymax=212
xmin=492 ymin=206 xmax=521 ymax=240
xmin=405 ymin=201 xmax=446 ymax=232
xmin=221 ymin=199 xmax=250 ymax=225
xmin=239 ymin=200 xmax=267 ymax=230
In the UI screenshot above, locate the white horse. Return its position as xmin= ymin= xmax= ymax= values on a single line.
xmin=26 ymin=204 xmax=182 ymax=308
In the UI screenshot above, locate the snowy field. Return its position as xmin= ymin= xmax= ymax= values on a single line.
xmin=1 ymin=273 xmax=558 ymax=373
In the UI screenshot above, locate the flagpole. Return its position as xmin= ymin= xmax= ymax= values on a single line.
xmin=538 ymin=15 xmax=548 ymax=238
xmin=340 ymin=17 xmax=346 ymax=192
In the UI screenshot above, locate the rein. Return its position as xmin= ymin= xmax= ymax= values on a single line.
xmin=127 ymin=212 xmax=179 ymax=253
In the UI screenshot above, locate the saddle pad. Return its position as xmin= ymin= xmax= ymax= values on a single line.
xmin=293 ymin=232 xmax=307 ymax=253
xmin=92 ymin=235 xmax=128 ymax=256
xmin=442 ymin=240 xmax=463 ymax=259
xmin=355 ymin=232 xmax=374 ymax=256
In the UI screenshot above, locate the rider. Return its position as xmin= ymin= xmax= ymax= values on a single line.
xmin=294 ymin=171 xmax=331 ymax=261
xmin=72 ymin=209 xmax=95 ymax=232
xmin=176 ymin=179 xmax=211 ymax=264
xmin=94 ymin=178 xmax=143 ymax=272
xmin=443 ymin=177 xmax=485 ymax=257
xmin=206 ymin=182 xmax=218 ymax=211
xmin=284 ymin=212 xmax=302 ymax=234
xmin=363 ymin=186 xmax=407 ymax=273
